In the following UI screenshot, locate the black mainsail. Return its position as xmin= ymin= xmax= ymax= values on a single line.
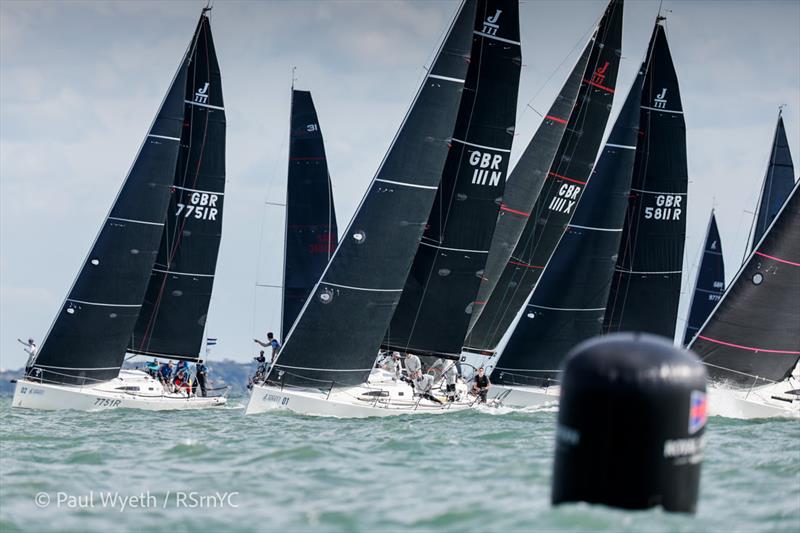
xmin=493 ymin=71 xmax=643 ymax=386
xmin=464 ymin=0 xmax=623 ymax=354
xmin=689 ymin=180 xmax=800 ymax=387
xmin=31 ymin=30 xmax=192 ymax=385
xmin=682 ymin=211 xmax=725 ymax=347
xmin=130 ymin=14 xmax=226 ymax=361
xmin=383 ymin=0 xmax=521 ymax=359
xmin=603 ymin=20 xmax=687 ymax=340
xmin=282 ymin=89 xmax=338 ymax=341
xmin=750 ymin=110 xmax=796 ymax=253
xmin=266 ymin=0 xmax=476 ymax=388
xmin=468 ymin=30 xmax=592 ymax=336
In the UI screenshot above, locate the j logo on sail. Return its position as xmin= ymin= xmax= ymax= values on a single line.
xmin=591 ymin=61 xmax=610 ymax=84
xmin=194 ymin=82 xmax=210 ymax=104
xmin=653 ymin=88 xmax=668 ymax=109
xmin=482 ymin=10 xmax=502 ymax=35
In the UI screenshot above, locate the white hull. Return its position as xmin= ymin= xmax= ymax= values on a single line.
xmin=490 ymin=384 xmax=560 ymax=408
xmin=245 ymin=372 xmax=475 ymax=418
xmin=707 ymin=381 xmax=799 ymax=419
xmin=12 ymin=370 xmax=227 ymax=411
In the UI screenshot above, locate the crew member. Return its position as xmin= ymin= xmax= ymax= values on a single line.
xmin=18 ymin=338 xmax=37 ymax=375
xmin=255 ymin=332 xmax=281 ymax=362
xmin=195 ymin=360 xmax=208 ymax=397
xmin=404 ymin=352 xmax=421 ymax=378
xmin=413 ymin=371 xmax=443 ymax=405
xmin=444 ymin=361 xmax=458 ymax=401
xmin=472 ymin=367 xmax=491 ymax=403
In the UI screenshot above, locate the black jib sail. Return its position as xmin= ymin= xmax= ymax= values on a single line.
xmin=266 ymin=0 xmax=476 ymax=388
xmin=468 ymin=28 xmax=592 ymax=336
xmin=464 ymin=0 xmax=623 ymax=354
xmin=682 ymin=211 xmax=725 ymax=347
xmin=689 ymin=180 xmax=800 ymax=387
xmin=31 ymin=30 xmax=192 ymax=385
xmin=603 ymin=20 xmax=687 ymax=340
xmin=130 ymin=14 xmax=226 ymax=362
xmin=750 ymin=110 xmax=796 ymax=253
xmin=282 ymin=89 xmax=338 ymax=341
xmin=493 ymin=71 xmax=643 ymax=387
xmin=383 ymin=0 xmax=521 ymax=359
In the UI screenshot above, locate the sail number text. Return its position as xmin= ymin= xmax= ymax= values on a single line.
xmin=644 ymin=194 xmax=682 ymax=221
xmin=175 ymin=192 xmax=220 ymax=221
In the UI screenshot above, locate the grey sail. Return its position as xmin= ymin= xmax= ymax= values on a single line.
xmin=384 ymin=0 xmax=522 ymax=360
xmin=689 ymin=180 xmax=800 ymax=387
xmin=266 ymin=0 xmax=477 ymax=388
xmin=750 ymin=111 xmax=796 ymax=253
xmin=31 ymin=33 xmax=192 ymax=385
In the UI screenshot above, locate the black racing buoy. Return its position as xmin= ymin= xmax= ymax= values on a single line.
xmin=551 ymin=333 xmax=707 ymax=513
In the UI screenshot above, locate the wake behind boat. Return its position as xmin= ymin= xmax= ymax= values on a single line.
xmin=13 ymin=10 xmax=228 ymax=411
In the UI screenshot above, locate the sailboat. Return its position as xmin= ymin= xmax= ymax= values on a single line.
xmin=488 ymin=70 xmax=643 ymax=408
xmin=682 ymin=211 xmax=725 ymax=347
xmin=281 ymin=88 xmax=338 ymax=340
xmin=604 ymin=17 xmax=688 ymax=340
xmin=13 ymin=10 xmax=227 ymax=411
xmin=246 ymin=0 xmax=513 ymax=417
xmin=687 ymin=180 xmax=799 ymax=419
xmin=463 ymin=0 xmax=623 ymax=358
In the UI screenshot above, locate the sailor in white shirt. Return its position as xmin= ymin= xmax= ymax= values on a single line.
xmin=18 ymin=338 xmax=37 ymax=374
xmin=404 ymin=352 xmax=421 ymax=377
xmin=443 ymin=361 xmax=458 ymax=400
xmin=413 ymin=371 xmax=443 ymax=405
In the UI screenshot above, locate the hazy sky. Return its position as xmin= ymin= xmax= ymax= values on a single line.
xmin=1 ymin=0 xmax=798 ymax=370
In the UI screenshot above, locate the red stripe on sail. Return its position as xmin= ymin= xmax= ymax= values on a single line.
xmin=545 ymin=115 xmax=568 ymax=124
xmin=697 ymin=335 xmax=800 ymax=355
xmin=754 ymin=251 xmax=800 ymax=267
xmin=500 ymin=204 xmax=530 ymax=217
xmin=509 ymin=260 xmax=544 ymax=269
xmin=583 ymin=79 xmax=615 ymax=93
xmin=549 ymin=171 xmax=586 ymax=185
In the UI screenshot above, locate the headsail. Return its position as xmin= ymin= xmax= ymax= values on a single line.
xmin=467 ymin=24 xmax=592 ymax=336
xmin=464 ymin=0 xmax=623 ymax=354
xmin=682 ymin=211 xmax=725 ymax=347
xmin=603 ymin=20 xmax=687 ymax=339
xmin=266 ymin=0 xmax=476 ymax=388
xmin=31 ymin=33 xmax=191 ymax=385
xmin=383 ymin=0 xmax=521 ymax=359
xmin=493 ymin=71 xmax=643 ymax=386
xmin=750 ymin=110 xmax=796 ymax=253
xmin=689 ymin=180 xmax=800 ymax=387
xmin=282 ymin=90 xmax=338 ymax=341
xmin=130 ymin=13 xmax=226 ymax=362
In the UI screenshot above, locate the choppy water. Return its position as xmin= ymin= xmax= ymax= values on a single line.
xmin=1 ymin=397 xmax=798 ymax=532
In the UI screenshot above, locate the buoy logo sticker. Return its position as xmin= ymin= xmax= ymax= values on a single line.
xmin=688 ymin=390 xmax=707 ymax=435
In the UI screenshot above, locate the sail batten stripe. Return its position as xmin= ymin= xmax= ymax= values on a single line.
xmin=549 ymin=171 xmax=586 ymax=185
xmin=108 ymin=217 xmax=164 ymax=227
xmin=153 ymin=268 xmax=215 ymax=278
xmin=184 ymin=100 xmax=224 ymax=111
xmin=375 ymin=178 xmax=438 ymax=191
xmin=629 ymin=188 xmax=687 ymax=195
xmin=545 ymin=115 xmax=568 ymax=124
xmin=528 ymin=304 xmax=606 ymax=312
xmin=494 ymin=367 xmax=562 ymax=373
xmin=148 ymin=134 xmax=181 ymax=141
xmin=509 ymin=260 xmax=544 ymax=269
xmin=641 ymin=105 xmax=683 ymax=114
xmin=428 ymin=74 xmax=465 ymax=83
xmin=500 ymin=204 xmax=530 ymax=217
xmin=605 ymin=143 xmax=636 ymax=150
xmin=694 ymin=287 xmax=723 ymax=295
xmin=274 ymin=365 xmax=373 ymax=372
xmin=754 ymin=251 xmax=800 ymax=267
xmin=67 ymin=299 xmax=142 ymax=308
xmin=172 ymin=185 xmax=224 ymax=196
xmin=583 ymin=79 xmax=615 ymax=93
xmin=419 ymin=241 xmax=489 ymax=254
xmin=451 ymin=138 xmax=511 ymax=153
xmin=321 ymin=282 xmax=402 ymax=293
xmin=697 ymin=335 xmax=800 ymax=355
xmin=615 ymin=268 xmax=682 ymax=275
xmin=473 ymin=31 xmax=521 ymax=45
xmin=569 ymin=224 xmax=622 ymax=232
xmin=34 ymin=364 xmax=121 ymax=371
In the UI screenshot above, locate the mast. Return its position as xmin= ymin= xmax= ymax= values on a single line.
xmin=747 ymin=109 xmax=796 ymax=256
xmin=282 ymin=88 xmax=339 ymax=340
xmin=464 ymin=0 xmax=624 ymax=355
xmin=688 ymin=180 xmax=800 ymax=386
xmin=31 ymin=24 xmax=192 ymax=385
xmin=383 ymin=0 xmax=522 ymax=360
xmin=129 ymin=12 xmax=226 ymax=362
xmin=493 ymin=70 xmax=643 ymax=387
xmin=682 ymin=211 xmax=725 ymax=347
xmin=603 ymin=18 xmax=688 ymax=339
xmin=265 ymin=0 xmax=477 ymax=388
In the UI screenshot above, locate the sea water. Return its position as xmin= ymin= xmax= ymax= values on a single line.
xmin=1 ymin=397 xmax=798 ymax=532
